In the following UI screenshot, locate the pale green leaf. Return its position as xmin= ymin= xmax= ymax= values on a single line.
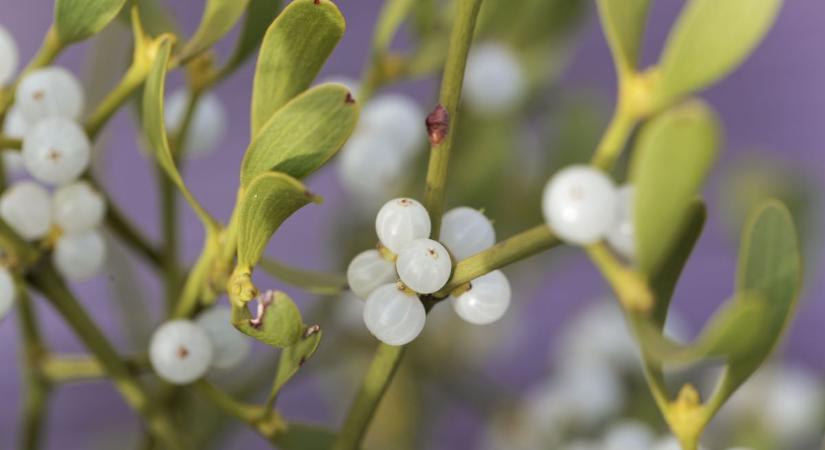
xmin=271 ymin=326 xmax=322 ymax=396
xmin=250 ymin=0 xmax=345 ymax=136
xmin=219 ymin=0 xmax=283 ymax=77
xmin=181 ymin=0 xmax=251 ymax=61
xmin=631 ymin=100 xmax=721 ymax=275
xmin=231 ymin=291 xmax=303 ymax=348
xmin=656 ymin=0 xmax=783 ymax=103
xmin=596 ymin=0 xmax=651 ymax=73
xmin=260 ymin=258 xmax=347 ymax=295
xmin=55 ymin=0 xmax=128 ymax=43
xmin=241 ymin=84 xmax=359 ymax=188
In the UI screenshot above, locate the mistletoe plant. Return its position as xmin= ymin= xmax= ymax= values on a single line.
xmin=0 ymin=0 xmax=802 ymax=449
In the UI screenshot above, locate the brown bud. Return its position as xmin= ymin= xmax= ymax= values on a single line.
xmin=426 ymin=104 xmax=450 ymax=145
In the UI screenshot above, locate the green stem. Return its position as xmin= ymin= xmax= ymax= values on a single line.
xmin=0 ymin=135 xmax=21 ymax=149
xmin=0 ymin=27 xmax=65 ymax=113
xmin=589 ymin=108 xmax=636 ymax=171
xmin=158 ymin=166 xmax=181 ymax=313
xmin=585 ymin=242 xmax=653 ymax=313
xmin=194 ymin=380 xmax=262 ymax=423
xmin=85 ymin=64 xmax=150 ymax=139
xmin=16 ymin=286 xmax=51 ymax=450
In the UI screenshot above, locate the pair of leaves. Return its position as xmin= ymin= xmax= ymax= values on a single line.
xmin=54 ymin=0 xmax=128 ymax=44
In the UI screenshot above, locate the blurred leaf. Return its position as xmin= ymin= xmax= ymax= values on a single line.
xmin=478 ymin=0 xmax=587 ymax=47
xmin=272 ymin=424 xmax=338 ymax=450
xmin=631 ymin=100 xmax=720 ymax=276
xmin=250 ymin=0 xmax=345 ymax=136
xmin=241 ymin=84 xmax=359 ymax=188
xmin=131 ymin=0 xmax=178 ymax=36
xmin=181 ymin=0 xmax=251 ymax=61
xmin=219 ymin=0 xmax=283 ymax=77
xmin=373 ymin=0 xmax=415 ymax=52
xmin=231 ymin=291 xmax=303 ymax=347
xmin=271 ymin=326 xmax=322 ymax=395
xmin=260 ymin=258 xmax=347 ymax=295
xmin=656 ymin=0 xmax=783 ymax=103
xmin=237 ymin=172 xmax=320 ymax=268
xmin=55 ymin=0 xmax=128 ymax=43
xmin=596 ymin=0 xmax=650 ymax=73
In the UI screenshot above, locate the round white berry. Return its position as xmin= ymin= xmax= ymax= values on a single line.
xmin=607 ymin=184 xmax=636 ymax=261
xmin=396 ymin=238 xmax=452 ymax=294
xmin=439 ymin=206 xmax=496 ymax=260
xmin=195 ymin=307 xmax=251 ymax=370
xmin=22 ymin=117 xmax=91 ymax=185
xmin=0 ymin=25 xmax=18 ymax=85
xmin=602 ymin=420 xmax=655 ymax=450
xmin=53 ymin=229 xmax=106 ymax=281
xmin=763 ymin=366 xmax=824 ymax=443
xmin=450 ymin=270 xmax=510 ymax=325
xmin=3 ymin=105 xmax=29 ymax=176
xmin=363 ymin=283 xmax=426 ymax=346
xmin=164 ymin=89 xmax=227 ymax=159
xmin=149 ymin=320 xmax=214 ymax=385
xmin=0 ymin=267 xmax=15 ymax=321
xmin=360 ymin=94 xmax=425 ymax=156
xmin=338 ymin=132 xmax=406 ymax=211
xmin=464 ymin=42 xmax=526 ymax=114
xmin=16 ymin=66 xmax=85 ymax=121
xmin=375 ymin=197 xmax=431 ymax=254
xmin=52 ymin=180 xmax=106 ymax=233
xmin=542 ymin=165 xmax=618 ymax=245
xmin=0 ymin=180 xmax=52 ymax=240
xmin=347 ymin=249 xmax=397 ymax=300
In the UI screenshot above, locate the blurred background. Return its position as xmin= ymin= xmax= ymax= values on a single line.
xmin=0 ymin=0 xmax=823 ymax=449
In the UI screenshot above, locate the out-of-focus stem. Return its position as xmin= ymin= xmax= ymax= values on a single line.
xmin=16 ymin=286 xmax=51 ymax=450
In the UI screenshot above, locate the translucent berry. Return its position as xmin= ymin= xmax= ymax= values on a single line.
xmin=338 ymin=132 xmax=406 ymax=210
xmin=602 ymin=420 xmax=655 ymax=450
xmin=195 ymin=307 xmax=251 ymax=370
xmin=149 ymin=320 xmax=214 ymax=385
xmin=53 ymin=180 xmax=106 ymax=233
xmin=463 ymin=42 xmax=526 ymax=114
xmin=2 ymin=105 xmax=29 ymax=176
xmin=0 ymin=267 xmax=15 ymax=321
xmin=450 ymin=270 xmax=510 ymax=325
xmin=53 ymin=229 xmax=106 ymax=281
xmin=439 ymin=206 xmax=496 ymax=260
xmin=541 ymin=165 xmax=617 ymax=245
xmin=0 ymin=180 xmax=52 ymax=240
xmin=363 ymin=283 xmax=426 ymax=345
xmin=16 ymin=66 xmax=85 ymax=121
xmin=0 ymin=25 xmax=18 ymax=85
xmin=164 ymin=89 xmax=227 ymax=159
xmin=606 ymin=184 xmax=635 ymax=261
xmin=360 ymin=94 xmax=425 ymax=156
xmin=375 ymin=198 xmax=431 ymax=254
xmin=347 ymin=249 xmax=397 ymax=300
xmin=22 ymin=117 xmax=91 ymax=185
xmin=396 ymin=238 xmax=452 ymax=294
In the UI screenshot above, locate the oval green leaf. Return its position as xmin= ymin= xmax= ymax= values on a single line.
xmin=181 ymin=0 xmax=251 ymax=62
xmin=55 ymin=0 xmax=128 ymax=43
xmin=217 ymin=0 xmax=283 ymax=79
xmin=231 ymin=290 xmax=303 ymax=347
xmin=631 ymin=100 xmax=721 ymax=275
xmin=596 ymin=0 xmax=651 ymax=75
xmin=656 ymin=0 xmax=783 ymax=103
xmin=271 ymin=326 xmax=322 ymax=397
xmin=241 ymin=83 xmax=359 ymax=188
xmin=250 ymin=0 xmax=345 ymax=137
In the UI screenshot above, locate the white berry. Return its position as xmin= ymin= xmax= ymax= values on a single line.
xmin=149 ymin=320 xmax=214 ymax=385
xmin=22 ymin=117 xmax=91 ymax=185
xmin=338 ymin=132 xmax=406 ymax=211
xmin=450 ymin=270 xmax=510 ymax=325
xmin=439 ymin=206 xmax=496 ymax=260
xmin=363 ymin=283 xmax=426 ymax=346
xmin=607 ymin=184 xmax=635 ymax=260
xmin=347 ymin=249 xmax=397 ymax=300
xmin=16 ymin=66 xmax=85 ymax=121
xmin=396 ymin=238 xmax=452 ymax=294
xmin=360 ymin=94 xmax=425 ymax=156
xmin=53 ymin=180 xmax=106 ymax=233
xmin=53 ymin=229 xmax=106 ymax=281
xmin=542 ymin=165 xmax=618 ymax=245
xmin=3 ymin=105 xmax=29 ymax=176
xmin=375 ymin=197 xmax=431 ymax=254
xmin=0 ymin=25 xmax=18 ymax=85
xmin=464 ymin=42 xmax=526 ymax=114
xmin=602 ymin=420 xmax=655 ymax=450
xmin=164 ymin=89 xmax=227 ymax=159
xmin=0 ymin=267 xmax=15 ymax=321
xmin=0 ymin=180 xmax=52 ymax=240
xmin=195 ymin=307 xmax=251 ymax=370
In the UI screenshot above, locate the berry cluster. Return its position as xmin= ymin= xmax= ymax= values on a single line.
xmin=347 ymin=198 xmax=510 ymax=346
xmin=149 ymin=306 xmax=252 ymax=385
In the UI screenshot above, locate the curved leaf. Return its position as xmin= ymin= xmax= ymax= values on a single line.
xmin=240 ymin=84 xmax=359 ymax=188
xmin=181 ymin=0 xmax=251 ymax=61
xmin=55 ymin=0 xmax=128 ymax=43
xmin=219 ymin=0 xmax=283 ymax=77
xmin=631 ymin=100 xmax=720 ymax=275
xmin=271 ymin=326 xmax=322 ymax=396
xmin=656 ymin=0 xmax=783 ymax=103
xmin=260 ymin=258 xmax=347 ymax=295
xmin=237 ymin=172 xmax=321 ymax=268
xmin=251 ymin=0 xmax=345 ymax=136
xmin=231 ymin=291 xmax=303 ymax=347
xmin=596 ymin=0 xmax=651 ymax=74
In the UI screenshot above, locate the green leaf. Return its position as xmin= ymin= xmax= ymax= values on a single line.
xmin=656 ymin=0 xmax=783 ymax=103
xmin=260 ymin=258 xmax=347 ymax=295
xmin=631 ymin=100 xmax=721 ymax=276
xmin=131 ymin=0 xmax=179 ymax=37
xmin=596 ymin=0 xmax=651 ymax=74
xmin=271 ymin=326 xmax=322 ymax=396
xmin=142 ymin=37 xmax=216 ymax=230
xmin=55 ymin=0 xmax=128 ymax=43
xmin=231 ymin=290 xmax=303 ymax=348
xmin=236 ymin=172 xmax=320 ymax=268
xmin=241 ymin=84 xmax=359 ymax=188
xmin=272 ymin=424 xmax=337 ymax=450
xmin=373 ymin=0 xmax=415 ymax=52
xmin=219 ymin=0 xmax=283 ymax=77
xmin=181 ymin=0 xmax=251 ymax=61
xmin=250 ymin=0 xmax=345 ymax=137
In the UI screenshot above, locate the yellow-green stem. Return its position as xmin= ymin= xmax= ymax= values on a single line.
xmin=589 ymin=108 xmax=636 ymax=171
xmin=16 ymin=285 xmax=51 ymax=450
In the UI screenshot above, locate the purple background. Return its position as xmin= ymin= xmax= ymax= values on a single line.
xmin=1 ymin=0 xmax=823 ymax=448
